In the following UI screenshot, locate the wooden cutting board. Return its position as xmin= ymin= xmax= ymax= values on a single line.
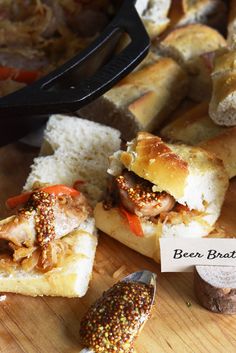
xmin=0 ymin=142 xmax=236 ymax=353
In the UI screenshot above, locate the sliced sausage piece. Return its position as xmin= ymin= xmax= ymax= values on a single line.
xmin=116 ymin=170 xmax=175 ymax=217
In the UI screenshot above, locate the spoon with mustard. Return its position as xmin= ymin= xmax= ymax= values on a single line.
xmin=79 ymin=270 xmax=157 ymax=353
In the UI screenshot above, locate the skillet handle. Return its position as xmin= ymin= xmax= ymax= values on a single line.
xmin=0 ymin=0 xmax=150 ymax=116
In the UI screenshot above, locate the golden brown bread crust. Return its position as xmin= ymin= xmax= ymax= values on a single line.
xmin=228 ymin=0 xmax=236 ymax=45
xmin=120 ymin=132 xmax=189 ymax=199
xmin=160 ymin=101 xmax=225 ymax=145
xmin=168 ymin=0 xmax=226 ymax=31
xmin=209 ymin=48 xmax=236 ymax=126
xmin=199 ymin=127 xmax=236 ymax=179
xmin=209 ymin=70 xmax=236 ymax=125
xmin=79 ymin=58 xmax=188 ymax=139
xmin=159 ymin=24 xmax=226 ymax=101
xmin=212 ymin=71 xmax=236 ymax=102
xmin=143 ymin=19 xmax=169 ymax=39
xmin=161 ymin=24 xmax=226 ymax=62
xmin=117 ymin=58 xmax=186 ymax=87
xmin=213 ymin=50 xmax=236 ymax=74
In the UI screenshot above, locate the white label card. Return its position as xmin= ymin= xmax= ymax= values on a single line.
xmin=160 ymin=238 xmax=236 ymax=272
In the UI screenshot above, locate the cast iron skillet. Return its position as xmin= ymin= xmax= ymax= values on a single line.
xmin=0 ymin=0 xmax=150 ymax=146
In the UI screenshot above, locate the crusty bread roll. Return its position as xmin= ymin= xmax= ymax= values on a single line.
xmin=228 ymin=0 xmax=236 ymax=46
xmin=168 ymin=0 xmax=226 ymax=31
xmin=94 ymin=132 xmax=229 ymax=263
xmin=135 ymin=0 xmax=171 ymax=39
xmin=209 ymin=49 xmax=236 ymax=126
xmin=159 ymin=24 xmax=226 ymax=101
xmin=79 ymin=58 xmax=188 ymax=140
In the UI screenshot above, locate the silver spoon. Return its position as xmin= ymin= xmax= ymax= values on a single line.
xmin=80 ymin=270 xmax=156 ymax=353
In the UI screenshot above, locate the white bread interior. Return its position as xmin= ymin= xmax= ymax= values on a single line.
xmin=159 ymin=24 xmax=226 ymax=101
xmin=78 ymin=58 xmax=188 ymax=140
xmin=24 ymin=115 xmax=121 ymax=205
xmin=135 ymin=0 xmax=171 ymax=38
xmin=0 ymin=218 xmax=97 ymax=297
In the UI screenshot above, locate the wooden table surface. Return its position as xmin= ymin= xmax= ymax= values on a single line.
xmin=0 ymin=142 xmax=236 ymax=353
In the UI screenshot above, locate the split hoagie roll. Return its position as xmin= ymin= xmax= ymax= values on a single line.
xmin=94 ymin=132 xmax=229 ymax=263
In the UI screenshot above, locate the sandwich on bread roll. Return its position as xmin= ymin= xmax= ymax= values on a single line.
xmin=94 ymin=132 xmax=229 ymax=263
xmin=159 ymin=24 xmax=226 ymax=101
xmin=0 ymin=184 xmax=97 ymax=297
xmin=0 ymin=115 xmax=121 ymax=297
xmin=209 ymin=49 xmax=236 ymax=126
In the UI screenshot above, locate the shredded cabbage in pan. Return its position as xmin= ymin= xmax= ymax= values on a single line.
xmin=0 ymin=0 xmax=111 ymax=96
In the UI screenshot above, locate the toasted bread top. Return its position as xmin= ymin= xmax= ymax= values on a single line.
xmin=161 ymin=24 xmax=226 ymax=62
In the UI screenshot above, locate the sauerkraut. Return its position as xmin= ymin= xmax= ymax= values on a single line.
xmin=0 ymin=0 xmax=112 ymax=96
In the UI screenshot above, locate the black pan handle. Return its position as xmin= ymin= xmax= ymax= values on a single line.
xmin=0 ymin=0 xmax=150 ymax=117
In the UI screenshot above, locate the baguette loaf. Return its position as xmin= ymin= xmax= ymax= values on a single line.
xmin=79 ymin=58 xmax=188 ymax=140
xmin=159 ymin=24 xmax=226 ymax=101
